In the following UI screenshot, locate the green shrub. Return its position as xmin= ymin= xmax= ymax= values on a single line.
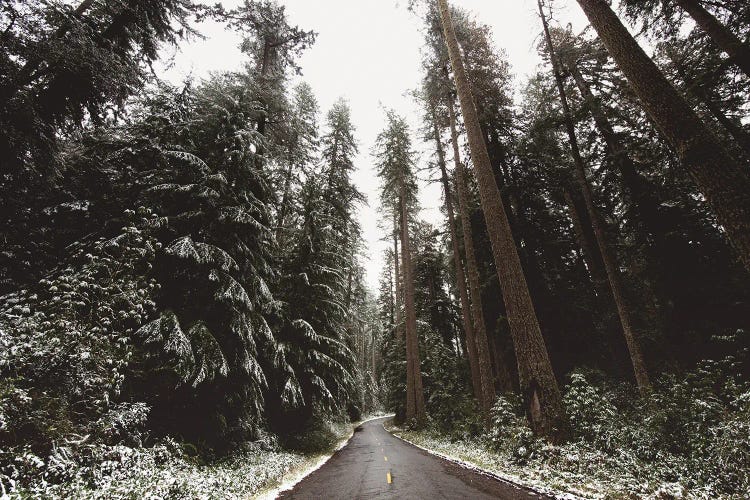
xmin=488 ymin=394 xmax=540 ymax=464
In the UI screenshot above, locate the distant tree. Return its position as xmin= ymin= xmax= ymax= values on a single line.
xmin=274 ymin=82 xmax=320 ymax=244
xmin=374 ymin=111 xmax=426 ymax=424
xmin=223 ymin=0 xmax=317 ymax=139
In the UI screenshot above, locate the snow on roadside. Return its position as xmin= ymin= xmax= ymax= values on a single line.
xmin=385 ymin=422 xmax=598 ymax=500
xmin=4 ymin=441 xmax=307 ymax=500
xmin=3 ymin=416 xmax=392 ymax=499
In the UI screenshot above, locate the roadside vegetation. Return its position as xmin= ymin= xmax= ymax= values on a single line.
xmin=390 ymin=349 xmax=750 ymax=498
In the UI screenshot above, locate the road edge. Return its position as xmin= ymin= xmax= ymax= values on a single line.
xmin=255 ymin=414 xmax=394 ymax=499
xmin=383 ymin=421 xmax=582 ymax=500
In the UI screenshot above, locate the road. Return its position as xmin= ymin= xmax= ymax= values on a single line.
xmin=277 ymin=417 xmax=548 ymax=499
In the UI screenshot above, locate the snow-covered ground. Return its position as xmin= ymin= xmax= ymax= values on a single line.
xmin=3 ymin=441 xmax=308 ymax=499
xmin=386 ymin=423 xmax=697 ymax=500
xmin=3 ymin=417 xmax=393 ymax=499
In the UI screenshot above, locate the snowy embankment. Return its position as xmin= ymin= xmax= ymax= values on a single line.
xmin=2 ymin=439 xmax=307 ymax=499
xmin=3 ymin=416 xmax=389 ymax=500
xmin=385 ymin=422 xmax=700 ymax=500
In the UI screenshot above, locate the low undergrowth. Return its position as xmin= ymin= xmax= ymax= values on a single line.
xmin=389 ymin=340 xmax=750 ymax=499
xmin=2 ymin=419 xmax=356 ymax=499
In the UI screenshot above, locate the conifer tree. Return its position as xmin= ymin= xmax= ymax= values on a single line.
xmin=375 ymin=111 xmax=426 ymax=424
xmin=436 ymin=0 xmax=565 ymax=438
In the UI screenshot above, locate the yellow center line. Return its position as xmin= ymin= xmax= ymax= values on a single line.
xmin=386 ymin=471 xmax=392 ymax=484
xmin=384 ymin=456 xmax=388 ymax=462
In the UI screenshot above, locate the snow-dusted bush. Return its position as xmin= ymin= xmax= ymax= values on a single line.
xmin=280 ymin=416 xmax=351 ymax=454
xmin=4 ymin=438 xmax=306 ymax=499
xmin=0 ymin=224 xmax=158 ymax=451
xmin=0 ymin=222 xmax=160 ymax=493
xmin=488 ymin=395 xmax=539 ymax=464
xmin=557 ymin=333 xmax=750 ymax=494
xmin=398 ymin=334 xmax=750 ymax=497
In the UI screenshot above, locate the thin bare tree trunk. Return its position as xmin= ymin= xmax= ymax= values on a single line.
xmin=437 ymin=0 xmax=564 ymax=439
xmin=431 ymin=108 xmax=482 ymax=401
xmin=393 ymin=216 xmax=402 ymax=341
xmin=567 ymin=60 xmax=669 ymax=328
xmin=399 ymin=192 xmax=426 ymax=423
xmin=674 ymin=0 xmax=750 ymax=78
xmin=539 ymin=0 xmax=651 ymax=392
xmin=564 ymin=188 xmax=610 ymax=301
xmin=576 ymin=0 xmax=750 ymax=274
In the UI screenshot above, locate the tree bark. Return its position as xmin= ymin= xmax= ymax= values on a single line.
xmin=674 ymin=0 xmax=750 ymax=79
xmin=431 ymin=108 xmax=482 ymax=402
xmin=399 ymin=194 xmax=426 ymax=423
xmin=540 ymin=0 xmax=651 ymax=392
xmin=437 ymin=0 xmax=564 ymax=439
xmin=576 ymin=0 xmax=750 ymax=274
xmin=447 ymin=98 xmax=511 ymax=403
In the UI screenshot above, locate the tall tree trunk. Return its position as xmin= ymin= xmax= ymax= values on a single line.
xmin=389 ymin=264 xmax=395 ymax=327
xmin=257 ymin=40 xmax=272 ymax=138
xmin=431 ymin=108 xmax=482 ymax=401
xmin=399 ymin=193 xmax=426 ymax=423
xmin=564 ymin=187 xmax=629 ymax=373
xmin=437 ymin=0 xmax=564 ymax=439
xmin=539 ymin=0 xmax=651 ymax=392
xmin=563 ymin=188 xmax=610 ymax=302
xmin=448 ymin=98 xmax=512 ymax=399
xmin=576 ymin=0 xmax=750 ymax=274
xmin=674 ymin=0 xmax=750 ymax=79
xmin=393 ymin=216 xmax=402 ymax=341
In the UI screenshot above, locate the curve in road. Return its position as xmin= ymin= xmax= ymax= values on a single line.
xmin=278 ymin=416 xmax=548 ymax=499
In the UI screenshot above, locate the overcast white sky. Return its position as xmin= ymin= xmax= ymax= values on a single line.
xmin=159 ymin=0 xmax=591 ymax=290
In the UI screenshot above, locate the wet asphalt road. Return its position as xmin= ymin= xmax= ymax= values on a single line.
xmin=277 ymin=417 xmax=548 ymax=499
